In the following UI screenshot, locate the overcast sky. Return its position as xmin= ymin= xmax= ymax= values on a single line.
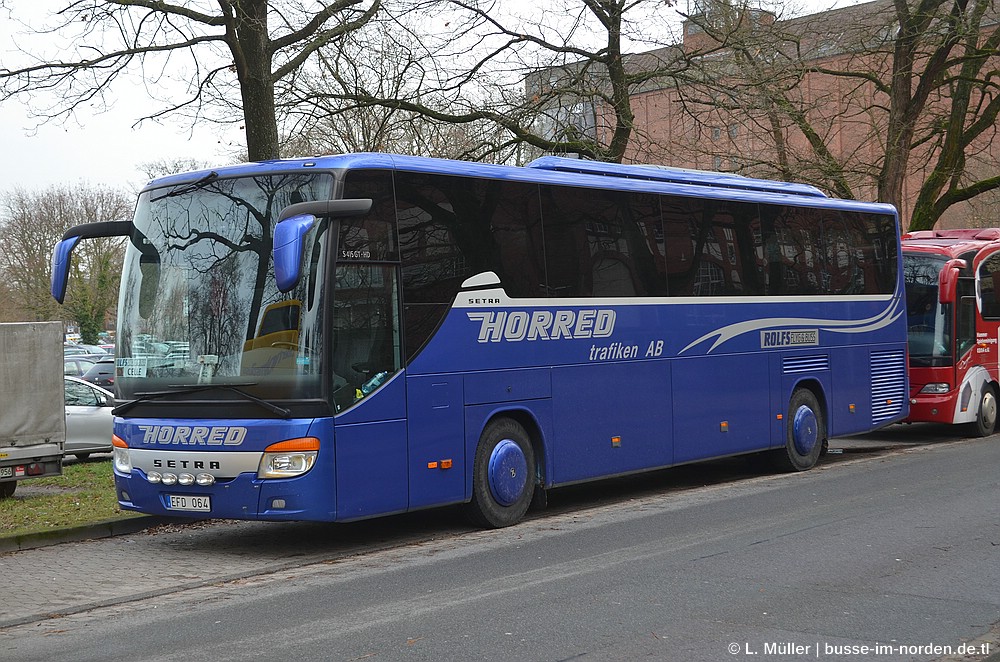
xmin=0 ymin=1 xmax=245 ymax=194
xmin=0 ymin=99 xmax=240 ymax=194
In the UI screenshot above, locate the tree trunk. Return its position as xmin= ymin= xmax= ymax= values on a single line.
xmin=228 ymin=0 xmax=280 ymax=161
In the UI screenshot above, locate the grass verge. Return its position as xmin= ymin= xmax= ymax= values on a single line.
xmin=0 ymin=459 xmax=141 ymax=538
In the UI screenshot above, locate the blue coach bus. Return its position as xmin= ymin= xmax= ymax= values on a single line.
xmin=51 ymin=154 xmax=908 ymax=527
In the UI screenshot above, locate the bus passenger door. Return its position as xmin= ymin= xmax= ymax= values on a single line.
xmin=406 ymin=375 xmax=466 ymax=509
xmin=331 ymin=263 xmax=409 ymax=521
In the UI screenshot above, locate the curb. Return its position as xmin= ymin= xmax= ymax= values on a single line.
xmin=0 ymin=515 xmax=195 ymax=554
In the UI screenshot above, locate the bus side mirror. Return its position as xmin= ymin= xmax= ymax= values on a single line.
xmin=273 ymin=198 xmax=373 ymax=293
xmin=50 ymin=220 xmax=133 ymax=304
xmin=938 ymin=258 xmax=967 ymax=305
xmin=51 ymin=236 xmax=82 ymax=303
xmin=274 ymin=214 xmax=318 ymax=292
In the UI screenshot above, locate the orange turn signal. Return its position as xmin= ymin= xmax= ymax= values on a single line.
xmin=264 ymin=437 xmax=320 ymax=453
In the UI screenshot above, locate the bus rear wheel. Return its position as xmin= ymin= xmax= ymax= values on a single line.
xmin=968 ymin=385 xmax=998 ymax=437
xmin=466 ymin=418 xmax=536 ymax=528
xmin=774 ymin=388 xmax=826 ymax=472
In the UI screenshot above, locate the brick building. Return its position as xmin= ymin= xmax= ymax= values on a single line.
xmin=533 ymin=0 xmax=1000 ymax=230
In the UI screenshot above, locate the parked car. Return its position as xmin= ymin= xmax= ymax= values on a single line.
xmin=64 ymin=346 xmax=107 ymax=363
xmin=74 ymin=343 xmax=110 ymax=356
xmin=64 ymin=357 xmax=96 ymax=377
xmin=64 ymin=376 xmax=113 ymax=459
xmin=81 ymin=357 xmax=116 ymax=389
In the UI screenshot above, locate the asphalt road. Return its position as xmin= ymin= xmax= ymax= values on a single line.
xmin=0 ymin=432 xmax=998 ymax=662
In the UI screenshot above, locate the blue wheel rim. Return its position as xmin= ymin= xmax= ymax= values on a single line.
xmin=488 ymin=439 xmax=528 ymax=507
xmin=792 ymin=405 xmax=818 ymax=456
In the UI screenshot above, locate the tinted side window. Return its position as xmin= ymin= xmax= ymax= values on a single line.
xmin=340 ymin=170 xmax=398 ymax=261
xmin=763 ymin=205 xmax=825 ymax=295
xmin=840 ymin=211 xmax=897 ymax=295
xmin=395 ymin=173 xmax=544 ymax=301
xmin=759 ymin=205 xmax=897 ymax=296
xmin=539 ymin=186 xmax=667 ymax=297
xmin=394 ymin=172 xmax=544 ymax=359
xmin=978 ymin=252 xmax=1000 ymax=320
xmin=662 ymin=196 xmax=762 ymax=296
xmin=489 ymin=181 xmax=546 ymax=298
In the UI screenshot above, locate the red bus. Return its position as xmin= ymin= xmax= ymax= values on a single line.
xmin=902 ymin=229 xmax=1000 ymax=436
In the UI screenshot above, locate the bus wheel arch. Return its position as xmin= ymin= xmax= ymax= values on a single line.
xmin=968 ymin=381 xmax=998 ymax=437
xmin=774 ymin=382 xmax=827 ymax=472
xmin=465 ymin=414 xmax=541 ymax=528
xmin=504 ymin=409 xmax=548 ymax=511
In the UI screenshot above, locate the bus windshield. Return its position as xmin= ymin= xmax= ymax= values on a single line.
xmin=116 ymin=173 xmax=335 ymax=401
xmin=903 ymin=253 xmax=952 ymax=366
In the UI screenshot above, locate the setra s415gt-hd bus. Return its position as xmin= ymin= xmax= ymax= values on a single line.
xmin=51 ymin=154 xmax=909 ymax=527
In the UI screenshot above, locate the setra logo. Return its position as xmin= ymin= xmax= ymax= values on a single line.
xmin=136 ymin=425 xmax=247 ymax=446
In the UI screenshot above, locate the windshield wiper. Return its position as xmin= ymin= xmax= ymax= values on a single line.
xmin=149 ymin=171 xmax=220 ymax=202
xmin=113 ymin=382 xmax=292 ymax=418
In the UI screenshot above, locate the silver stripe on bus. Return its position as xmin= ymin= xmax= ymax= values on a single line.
xmin=127 ymin=448 xmax=262 ymax=479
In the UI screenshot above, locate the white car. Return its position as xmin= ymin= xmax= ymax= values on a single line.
xmin=64 ymin=375 xmax=114 ymax=460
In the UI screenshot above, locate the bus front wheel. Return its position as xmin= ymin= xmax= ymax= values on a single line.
xmin=466 ymin=418 xmax=536 ymax=528
xmin=969 ymin=385 xmax=998 ymax=437
xmin=774 ymin=388 xmax=826 ymax=472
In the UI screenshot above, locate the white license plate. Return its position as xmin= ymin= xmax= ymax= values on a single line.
xmin=166 ymin=494 xmax=211 ymax=512
xmin=0 ymin=467 xmax=12 ymax=479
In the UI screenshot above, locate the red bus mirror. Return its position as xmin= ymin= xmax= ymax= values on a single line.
xmin=938 ymin=258 xmax=967 ymax=305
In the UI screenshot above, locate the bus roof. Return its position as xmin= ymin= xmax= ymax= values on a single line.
xmin=525 ymin=156 xmax=829 ymax=198
xmin=902 ymin=228 xmax=1000 ymax=257
xmin=143 ymin=152 xmax=894 ymax=215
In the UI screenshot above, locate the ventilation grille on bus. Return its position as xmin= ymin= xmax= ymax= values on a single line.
xmin=782 ymin=355 xmax=830 ymax=374
xmin=871 ymin=350 xmax=906 ymax=425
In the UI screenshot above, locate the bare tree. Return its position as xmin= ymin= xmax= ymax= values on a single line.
xmin=287 ymin=0 xmax=722 ymax=163
xmin=673 ymin=0 xmax=1000 ymax=230
xmin=281 ymin=28 xmax=515 ymax=160
xmin=0 ymin=1 xmax=382 ymax=161
xmin=0 ymin=185 xmax=131 ymax=340
xmin=903 ymin=0 xmax=1000 ymax=230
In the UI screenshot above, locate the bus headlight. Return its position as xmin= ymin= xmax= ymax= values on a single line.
xmin=112 ymin=435 xmax=132 ymax=473
xmin=257 ymin=437 xmax=320 ymax=479
xmin=919 ymin=383 xmax=950 ymax=394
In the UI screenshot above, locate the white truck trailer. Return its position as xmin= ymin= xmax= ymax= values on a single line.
xmin=0 ymin=322 xmax=65 ymax=498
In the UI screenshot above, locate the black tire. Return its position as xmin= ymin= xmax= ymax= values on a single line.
xmin=968 ymin=384 xmax=998 ymax=437
xmin=773 ymin=388 xmax=826 ymax=472
xmin=465 ymin=418 xmax=536 ymax=528
xmin=0 ymin=481 xmax=16 ymax=499
xmin=75 ymin=453 xmax=91 ymax=460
